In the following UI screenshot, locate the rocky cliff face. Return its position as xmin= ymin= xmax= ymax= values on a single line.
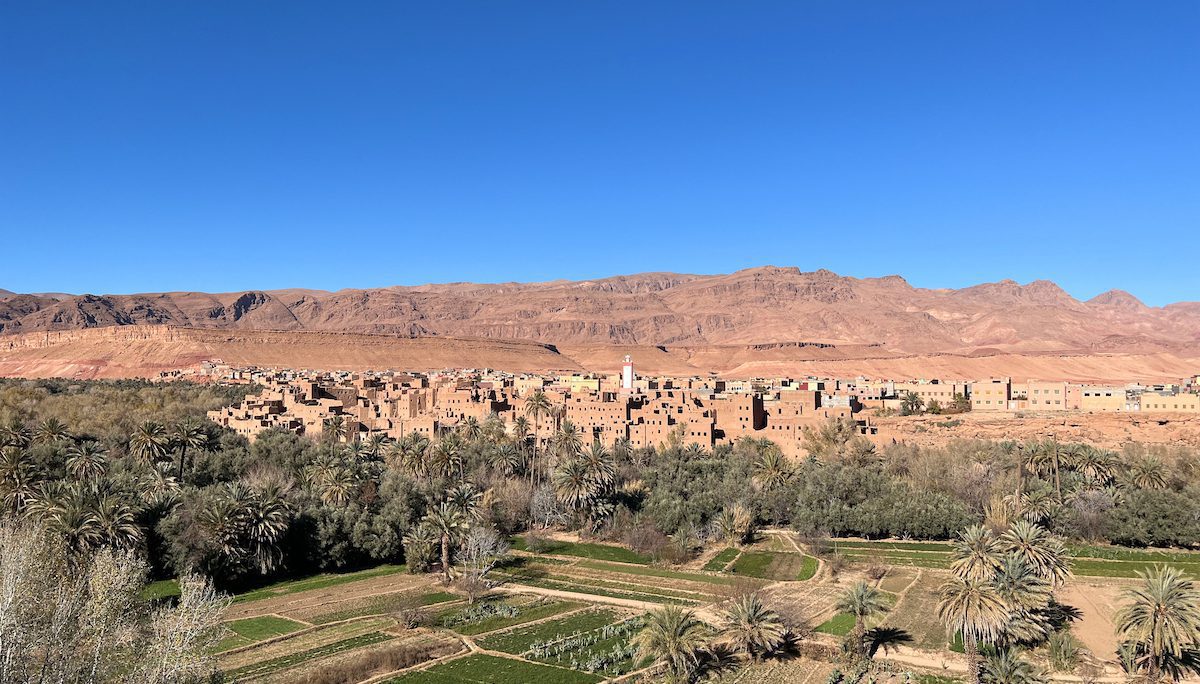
xmin=2 ymin=266 xmax=1197 ymax=355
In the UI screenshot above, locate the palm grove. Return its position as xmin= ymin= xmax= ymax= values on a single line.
xmin=3 ymin=379 xmax=1200 ymax=682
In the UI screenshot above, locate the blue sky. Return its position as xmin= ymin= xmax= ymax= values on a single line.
xmin=1 ymin=2 xmax=1197 ymax=304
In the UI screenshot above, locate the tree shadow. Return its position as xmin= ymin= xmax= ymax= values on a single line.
xmin=867 ymin=626 xmax=914 ymax=658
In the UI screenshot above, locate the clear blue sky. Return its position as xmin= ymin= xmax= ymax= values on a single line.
xmin=2 ymin=2 xmax=1197 ymax=304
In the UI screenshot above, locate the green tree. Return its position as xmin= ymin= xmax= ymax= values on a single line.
xmin=423 ymin=501 xmax=467 ymax=584
xmin=632 ymin=605 xmax=709 ymax=683
xmin=1116 ymin=566 xmax=1200 ymax=683
xmin=721 ymin=593 xmax=787 ymax=661
xmin=938 ymin=575 xmax=1011 ymax=684
xmin=836 ymin=581 xmax=889 ymax=662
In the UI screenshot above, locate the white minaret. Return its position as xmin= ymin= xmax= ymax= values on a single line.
xmin=622 ymin=355 xmax=633 ymax=391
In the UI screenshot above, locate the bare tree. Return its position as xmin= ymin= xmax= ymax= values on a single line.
xmin=456 ymin=526 xmax=510 ymax=604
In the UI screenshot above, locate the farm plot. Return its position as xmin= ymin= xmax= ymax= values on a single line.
xmin=729 ymin=551 xmax=819 ymax=581
xmin=496 ymin=557 xmax=728 ymax=605
xmin=256 ymin=631 xmax=462 ymax=683
xmin=882 ymin=570 xmax=953 ymax=651
xmin=285 ymin=590 xmax=458 ymax=625
xmin=510 ymin=537 xmax=651 ymax=564
xmin=703 ymin=547 xmax=740 ymax=571
xmin=431 ymin=594 xmax=585 ymax=635
xmin=219 ymin=615 xmax=398 ymax=673
xmin=384 ymin=653 xmax=603 ymax=683
xmin=476 ymin=608 xmax=646 ymax=678
xmin=757 ymin=579 xmax=845 ymax=629
xmin=829 ymin=539 xmax=1200 ymax=579
xmin=225 ymin=570 xmax=434 ymax=621
xmin=476 ymin=608 xmax=627 ymax=654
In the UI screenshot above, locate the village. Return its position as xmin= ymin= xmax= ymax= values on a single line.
xmin=203 ymin=355 xmax=1200 ymax=456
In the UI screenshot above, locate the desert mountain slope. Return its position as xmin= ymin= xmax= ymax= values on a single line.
xmin=2 ymin=266 xmax=1197 ymax=355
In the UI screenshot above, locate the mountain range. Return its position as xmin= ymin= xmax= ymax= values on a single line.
xmin=2 ymin=266 xmax=1197 ymax=356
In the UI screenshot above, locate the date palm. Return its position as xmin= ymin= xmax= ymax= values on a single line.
xmin=93 ymin=494 xmax=144 ymax=550
xmin=524 ymin=390 xmax=552 ymax=485
xmin=0 ymin=446 xmax=38 ymax=514
xmin=33 ymin=417 xmax=71 ymax=444
xmin=458 ymin=416 xmax=482 ymax=443
xmin=171 ymin=418 xmax=208 ymax=484
xmin=0 ymin=420 xmax=31 ymax=449
xmin=423 ymin=501 xmax=467 ymax=584
xmin=752 ymin=447 xmax=790 ymax=491
xmin=836 ymin=581 xmax=889 ymax=662
xmin=1127 ymin=456 xmax=1169 ymax=490
xmin=938 ymin=575 xmax=1011 ymax=684
xmin=992 ymin=554 xmax=1053 ymax=646
xmin=431 ymin=436 xmax=464 ymax=481
xmin=579 ymin=441 xmax=615 ymax=486
xmin=982 ymin=648 xmax=1046 ymax=684
xmin=999 ymin=521 xmax=1070 ymax=587
xmin=322 ymin=415 xmax=347 ymax=444
xmin=721 ymin=593 xmax=787 ymax=661
xmin=632 ymin=605 xmax=709 ymax=683
xmin=1116 ymin=566 xmax=1200 ymax=683
xmin=66 ymin=440 xmax=108 ymax=483
xmin=951 ymin=525 xmax=1003 ymax=582
xmin=129 ymin=421 xmax=169 ymax=467
xmin=554 ymin=458 xmax=597 ymax=515
xmin=553 ymin=420 xmax=583 ymax=462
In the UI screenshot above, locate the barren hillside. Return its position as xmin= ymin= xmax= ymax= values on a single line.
xmin=3 ymin=267 xmax=1198 ymax=356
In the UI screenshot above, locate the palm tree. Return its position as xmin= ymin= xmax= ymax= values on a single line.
xmin=951 ymin=525 xmax=1003 ymax=582
xmin=171 ymin=418 xmax=208 ymax=484
xmin=553 ymin=420 xmax=583 ymax=462
xmin=33 ymin=417 xmax=71 ymax=444
xmin=431 ymin=436 xmax=463 ymax=481
xmin=938 ymin=575 xmax=1011 ymax=684
xmin=999 ymin=521 xmax=1070 ymax=587
xmin=554 ymin=458 xmax=598 ymax=518
xmin=1116 ymin=566 xmax=1200 ymax=683
xmin=423 ymin=501 xmax=467 ymax=584
xmin=1127 ymin=456 xmax=1169 ymax=490
xmin=129 ymin=421 xmax=169 ymax=467
xmin=721 ymin=593 xmax=787 ymax=662
xmin=991 ymin=554 xmax=1053 ymax=646
xmin=752 ymin=447 xmax=790 ymax=491
xmin=579 ymin=441 xmax=615 ymax=486
xmin=511 ymin=415 xmax=531 ymax=450
xmin=524 ymin=390 xmax=552 ymax=485
xmin=0 ymin=420 xmax=31 ymax=449
xmin=322 ymin=415 xmax=347 ymax=444
xmin=982 ymin=648 xmax=1047 ymax=684
xmin=458 ymin=416 xmax=482 ymax=443
xmin=632 ymin=605 xmax=709 ymax=683
xmin=0 ymin=446 xmax=38 ymax=514
xmin=92 ymin=495 xmax=144 ymax=550
xmin=836 ymin=581 xmax=889 ymax=662
xmin=65 ymin=440 xmax=108 ymax=483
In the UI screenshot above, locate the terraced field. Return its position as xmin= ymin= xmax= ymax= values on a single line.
xmin=476 ymin=608 xmax=647 ymax=677
xmin=829 ymin=539 xmax=1200 ymax=578
xmin=385 ymin=653 xmax=603 ymax=683
xmin=497 ymin=555 xmax=751 ymax=605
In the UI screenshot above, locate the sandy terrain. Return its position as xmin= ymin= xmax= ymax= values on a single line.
xmin=1 ymin=325 xmax=1196 ymax=382
xmin=874 ymin=411 xmax=1200 ymax=449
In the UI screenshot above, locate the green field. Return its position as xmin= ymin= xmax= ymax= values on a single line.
xmin=476 ymin=609 xmax=624 ymax=655
xmin=796 ymin=554 xmax=820 ymax=580
xmin=435 ymin=597 xmax=585 ymax=636
xmin=510 ymin=537 xmax=651 ymax=565
xmin=575 ymin=559 xmax=737 ymax=585
xmin=233 ymin=564 xmax=408 ymax=603
xmin=728 ymin=550 xmax=818 ymax=581
xmin=226 ymin=631 xmax=396 ymax=678
xmin=815 ymin=613 xmax=856 ymax=636
xmin=306 ymin=590 xmax=458 ymax=625
xmin=703 ymin=547 xmax=740 ymax=571
xmin=385 ymin=653 xmax=603 ymax=683
xmin=829 ymin=539 xmax=1200 ymax=578
xmin=142 ymin=578 xmax=181 ymax=601
xmin=227 ymin=615 xmax=307 ymax=641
